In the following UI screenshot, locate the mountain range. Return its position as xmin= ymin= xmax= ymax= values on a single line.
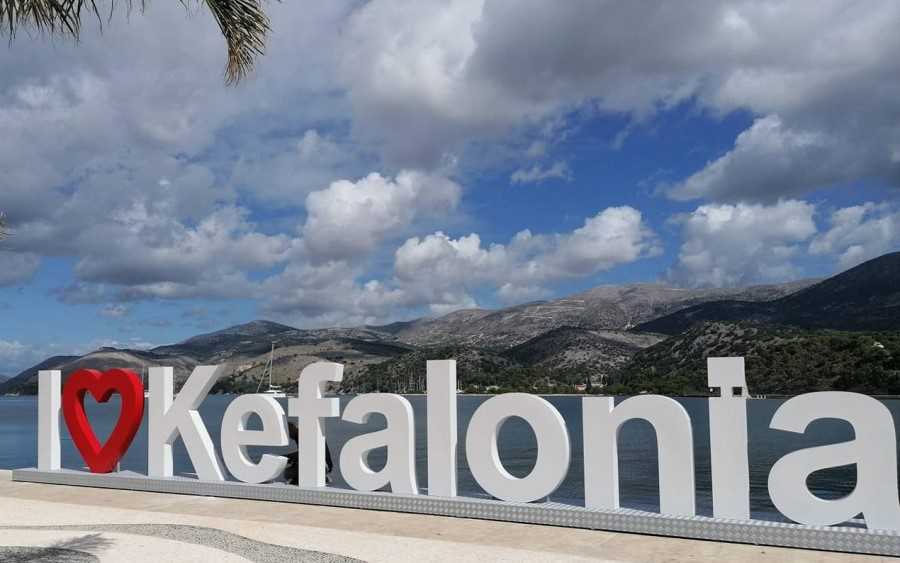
xmin=375 ymin=279 xmax=815 ymax=350
xmin=2 ymin=252 xmax=898 ymax=396
xmin=637 ymin=252 xmax=900 ymax=335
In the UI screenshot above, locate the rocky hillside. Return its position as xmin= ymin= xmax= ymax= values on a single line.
xmin=0 ymin=355 xmax=80 ymax=394
xmin=0 ymin=322 xmax=409 ymax=395
xmin=378 ymin=280 xmax=814 ymax=350
xmin=342 ymin=328 xmax=667 ymax=394
xmin=211 ymin=336 xmax=411 ymax=394
xmin=0 ymin=349 xmax=197 ymax=395
xmin=342 ymin=342 xmax=609 ymax=394
xmin=612 ymin=321 xmax=900 ymax=396
xmin=502 ymin=327 xmax=664 ymax=381
xmin=343 ymin=345 xmax=516 ymax=393
xmin=637 ymin=252 xmax=900 ymax=335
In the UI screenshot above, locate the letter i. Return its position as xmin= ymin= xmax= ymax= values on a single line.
xmin=707 ymin=357 xmax=751 ymax=520
xmin=38 ymin=370 xmax=61 ymax=471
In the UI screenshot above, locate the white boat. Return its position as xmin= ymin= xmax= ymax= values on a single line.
xmin=256 ymin=342 xmax=285 ymax=397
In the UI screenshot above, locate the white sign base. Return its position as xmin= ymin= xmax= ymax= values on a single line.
xmin=11 ymin=468 xmax=900 ymax=557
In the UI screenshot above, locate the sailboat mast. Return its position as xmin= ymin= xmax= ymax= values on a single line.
xmin=269 ymin=342 xmax=274 ymax=388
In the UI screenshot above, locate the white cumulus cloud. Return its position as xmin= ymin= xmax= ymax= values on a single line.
xmin=339 ymin=1 xmax=900 ymax=199
xmin=262 ymin=206 xmax=658 ymax=326
xmin=668 ymin=200 xmax=817 ymax=287
xmin=810 ymin=203 xmax=900 ymax=268
xmin=393 ymin=206 xmax=660 ymax=307
xmin=301 ymin=170 xmax=462 ymax=262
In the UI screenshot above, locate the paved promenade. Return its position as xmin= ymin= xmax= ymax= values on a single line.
xmin=0 ymin=470 xmax=891 ymax=562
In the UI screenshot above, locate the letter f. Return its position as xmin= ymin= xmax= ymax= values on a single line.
xmin=288 ymin=362 xmax=343 ymax=488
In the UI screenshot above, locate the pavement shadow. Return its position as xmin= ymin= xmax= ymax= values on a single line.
xmin=0 ymin=545 xmax=100 ymax=562
xmin=48 ymin=533 xmax=114 ymax=554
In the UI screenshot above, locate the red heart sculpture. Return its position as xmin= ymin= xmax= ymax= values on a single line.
xmin=62 ymin=368 xmax=145 ymax=473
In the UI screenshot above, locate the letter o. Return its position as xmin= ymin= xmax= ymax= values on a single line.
xmin=465 ymin=393 xmax=571 ymax=502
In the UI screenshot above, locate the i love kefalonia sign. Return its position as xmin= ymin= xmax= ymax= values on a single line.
xmin=16 ymin=357 xmax=900 ymax=556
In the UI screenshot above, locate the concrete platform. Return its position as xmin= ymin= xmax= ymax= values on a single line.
xmin=0 ymin=470 xmax=892 ymax=562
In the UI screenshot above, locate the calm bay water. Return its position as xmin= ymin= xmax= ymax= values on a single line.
xmin=2 ymin=395 xmax=896 ymax=521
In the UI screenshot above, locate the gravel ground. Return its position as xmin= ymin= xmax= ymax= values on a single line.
xmin=0 ymin=525 xmax=363 ymax=563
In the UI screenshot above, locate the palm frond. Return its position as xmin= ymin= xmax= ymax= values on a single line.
xmin=197 ymin=0 xmax=270 ymax=85
xmin=0 ymin=1 xmax=101 ymax=37
xmin=0 ymin=0 xmax=271 ymax=84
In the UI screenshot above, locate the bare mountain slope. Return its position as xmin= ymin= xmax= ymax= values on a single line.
xmin=638 ymin=252 xmax=900 ymax=335
xmin=384 ymin=280 xmax=814 ymax=349
xmin=0 ymin=321 xmax=409 ymax=395
xmin=0 ymin=350 xmax=195 ymax=395
xmin=502 ymin=326 xmax=666 ymax=380
xmin=0 ymin=355 xmax=79 ymax=394
xmin=0 ymin=270 xmax=842 ymax=396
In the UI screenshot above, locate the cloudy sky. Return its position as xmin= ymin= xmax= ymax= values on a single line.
xmin=2 ymin=0 xmax=900 ymax=373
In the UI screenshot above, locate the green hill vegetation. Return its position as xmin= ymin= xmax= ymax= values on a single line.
xmin=610 ymin=322 xmax=900 ymax=396
xmin=342 ymin=343 xmax=598 ymax=394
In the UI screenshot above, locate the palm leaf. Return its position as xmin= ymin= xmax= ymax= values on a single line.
xmin=0 ymin=0 xmax=271 ymax=83
xmin=1 ymin=1 xmax=77 ymax=37
xmin=197 ymin=0 xmax=270 ymax=84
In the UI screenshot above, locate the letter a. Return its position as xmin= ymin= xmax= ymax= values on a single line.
xmin=769 ymin=392 xmax=900 ymax=531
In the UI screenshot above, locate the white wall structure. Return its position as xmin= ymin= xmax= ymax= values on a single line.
xmin=426 ymin=359 xmax=457 ymax=497
xmin=221 ymin=394 xmax=289 ymax=484
xmin=583 ymin=395 xmax=696 ymax=516
xmin=148 ymin=365 xmax=225 ymax=481
xmin=707 ymin=357 xmax=751 ymax=519
xmin=37 ymin=370 xmax=61 ymax=471
xmin=339 ymin=393 xmax=419 ymax=494
xmin=288 ymin=362 xmax=343 ymax=488
xmin=465 ymin=393 xmax=571 ymax=503
xmin=768 ymin=392 xmax=900 ymax=530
